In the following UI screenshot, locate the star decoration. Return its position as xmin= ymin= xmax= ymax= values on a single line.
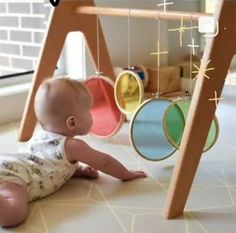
xmin=187 ymin=37 xmax=199 ymax=55
xmin=168 ymin=18 xmax=198 ymax=47
xmin=208 ymin=90 xmax=223 ymax=108
xmin=192 ymin=59 xmax=215 ymax=80
xmin=150 ymin=41 xmax=168 ymax=67
xmin=157 ymin=0 xmax=174 ymax=13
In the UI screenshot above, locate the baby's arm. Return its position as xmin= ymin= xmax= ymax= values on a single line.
xmin=65 ymin=138 xmax=146 ymax=181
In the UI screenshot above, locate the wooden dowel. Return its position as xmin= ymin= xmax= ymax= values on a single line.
xmin=74 ymin=6 xmax=212 ymax=21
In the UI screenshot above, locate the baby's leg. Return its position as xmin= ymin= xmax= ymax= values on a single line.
xmin=0 ymin=182 xmax=28 ymax=227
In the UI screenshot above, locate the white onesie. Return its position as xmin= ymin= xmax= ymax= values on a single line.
xmin=0 ymin=130 xmax=76 ymax=201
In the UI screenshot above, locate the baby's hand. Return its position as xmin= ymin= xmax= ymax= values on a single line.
xmin=122 ymin=170 xmax=147 ymax=182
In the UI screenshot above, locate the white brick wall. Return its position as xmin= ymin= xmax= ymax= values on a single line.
xmin=0 ymin=0 xmax=52 ymax=76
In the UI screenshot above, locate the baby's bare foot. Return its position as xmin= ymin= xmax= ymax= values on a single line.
xmin=74 ymin=166 xmax=99 ymax=179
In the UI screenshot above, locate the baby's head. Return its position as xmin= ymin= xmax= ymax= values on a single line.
xmin=34 ymin=77 xmax=93 ymax=136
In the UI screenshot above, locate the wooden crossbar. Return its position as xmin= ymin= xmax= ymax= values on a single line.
xmin=75 ymin=6 xmax=212 ymax=21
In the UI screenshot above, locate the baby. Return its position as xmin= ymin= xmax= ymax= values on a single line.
xmin=0 ymin=77 xmax=146 ymax=227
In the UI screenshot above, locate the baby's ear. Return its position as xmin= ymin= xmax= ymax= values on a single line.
xmin=66 ymin=115 xmax=77 ymax=130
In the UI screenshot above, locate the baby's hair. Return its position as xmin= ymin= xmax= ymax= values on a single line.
xmin=34 ymin=77 xmax=91 ymax=127
xmin=41 ymin=77 xmax=89 ymax=96
xmin=54 ymin=77 xmax=89 ymax=94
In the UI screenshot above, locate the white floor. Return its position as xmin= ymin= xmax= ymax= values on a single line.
xmin=0 ymin=85 xmax=236 ymax=233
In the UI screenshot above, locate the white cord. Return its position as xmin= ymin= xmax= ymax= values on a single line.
xmin=96 ymin=15 xmax=100 ymax=76
xmin=157 ymin=13 xmax=160 ymax=97
xmin=128 ymin=9 xmax=131 ymax=69
xmin=189 ymin=15 xmax=193 ymax=96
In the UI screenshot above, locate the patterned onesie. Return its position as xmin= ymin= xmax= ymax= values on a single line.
xmin=0 ymin=130 xmax=76 ymax=201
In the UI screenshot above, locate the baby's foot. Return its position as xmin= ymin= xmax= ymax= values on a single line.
xmin=74 ymin=166 xmax=99 ymax=179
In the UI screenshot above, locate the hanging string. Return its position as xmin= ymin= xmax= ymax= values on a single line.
xmin=189 ymin=15 xmax=193 ymax=97
xmin=127 ymin=9 xmax=131 ymax=69
xmin=96 ymin=14 xmax=101 ymax=76
xmin=157 ymin=13 xmax=160 ymax=97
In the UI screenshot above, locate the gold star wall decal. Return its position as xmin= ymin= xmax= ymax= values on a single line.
xmin=150 ymin=41 xmax=168 ymax=67
xmin=157 ymin=0 xmax=174 ymax=13
xmin=192 ymin=59 xmax=215 ymax=80
xmin=209 ymin=90 xmax=223 ymax=108
xmin=187 ymin=38 xmax=199 ymax=55
xmin=168 ymin=17 xmax=198 ymax=47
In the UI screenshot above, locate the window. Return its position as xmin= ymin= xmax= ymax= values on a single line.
xmin=0 ymin=0 xmax=85 ymax=84
xmin=0 ymin=0 xmax=85 ymax=124
xmin=0 ymin=0 xmax=51 ymax=79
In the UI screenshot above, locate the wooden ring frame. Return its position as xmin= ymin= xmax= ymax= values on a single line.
xmin=163 ymin=98 xmax=219 ymax=153
xmin=84 ymin=75 xmax=125 ymax=138
xmin=129 ymin=97 xmax=177 ymax=161
xmin=114 ymin=70 xmax=144 ymax=114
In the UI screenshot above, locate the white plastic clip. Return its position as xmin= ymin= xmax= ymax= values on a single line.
xmin=198 ymin=16 xmax=219 ymax=38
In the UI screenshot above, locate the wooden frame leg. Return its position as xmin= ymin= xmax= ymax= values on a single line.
xmin=163 ymin=0 xmax=236 ymax=219
xmin=17 ymin=10 xmax=68 ymax=142
xmin=18 ymin=0 xmax=114 ymax=141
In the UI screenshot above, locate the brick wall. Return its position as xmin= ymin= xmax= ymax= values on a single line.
xmin=0 ymin=0 xmax=52 ymax=76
